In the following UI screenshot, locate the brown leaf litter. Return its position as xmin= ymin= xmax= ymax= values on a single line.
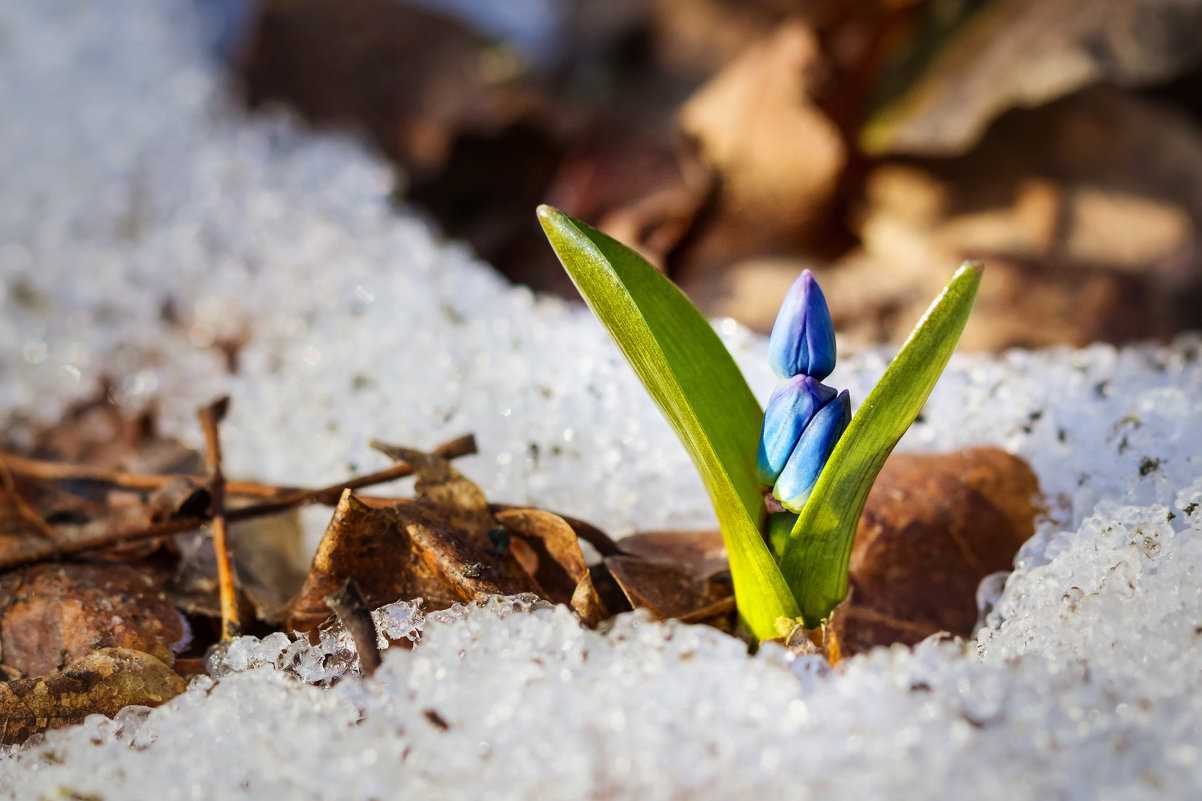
xmin=0 ymin=648 xmax=185 ymax=746
xmin=0 ymin=386 xmax=1042 ymax=743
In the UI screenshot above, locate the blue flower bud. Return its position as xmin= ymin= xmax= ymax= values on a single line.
xmin=772 ymin=389 xmax=850 ymax=512
xmin=767 ymin=270 xmax=836 ymax=380
xmin=756 ymin=376 xmax=837 ymax=485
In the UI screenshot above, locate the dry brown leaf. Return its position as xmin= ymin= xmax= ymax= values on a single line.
xmin=604 ymin=555 xmax=734 ymax=630
xmin=828 ymin=89 xmax=1202 ymax=351
xmin=679 ymin=20 xmax=846 ymax=244
xmin=381 ymin=446 xmax=495 ymax=542
xmin=616 ymin=530 xmax=727 ymax=579
xmin=288 ymin=490 xmax=540 ymax=633
xmin=864 ymin=0 xmax=1202 ymax=155
xmin=0 ymin=563 xmax=187 ymax=678
xmin=835 ymin=447 xmax=1040 ymax=655
xmin=495 ymin=507 xmax=608 ymax=626
xmin=0 ymin=647 xmax=185 ymax=745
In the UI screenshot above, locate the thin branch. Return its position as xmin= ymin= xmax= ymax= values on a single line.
xmin=0 ymin=434 xmax=479 ymax=569
xmin=198 ymin=397 xmax=240 ymax=640
xmin=0 ymin=433 xmax=476 ymax=499
xmin=0 ymin=454 xmax=59 ymax=543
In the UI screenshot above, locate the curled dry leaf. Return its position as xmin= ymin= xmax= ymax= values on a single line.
xmin=601 ymin=530 xmax=734 ymax=627
xmin=0 ymin=562 xmax=187 ymax=678
xmin=384 ymin=446 xmax=495 ymax=540
xmin=0 ymin=647 xmax=185 ymax=745
xmin=495 ymin=508 xmax=607 ymax=626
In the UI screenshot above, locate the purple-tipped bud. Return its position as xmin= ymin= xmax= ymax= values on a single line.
xmin=772 ymin=389 xmax=850 ymax=512
xmin=756 ymin=376 xmax=837 ymax=485
xmin=767 ymin=270 xmax=836 ymax=380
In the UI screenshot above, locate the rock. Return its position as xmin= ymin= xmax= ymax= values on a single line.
xmin=0 ymin=648 xmax=185 ymax=745
xmin=0 ymin=563 xmax=187 ymax=678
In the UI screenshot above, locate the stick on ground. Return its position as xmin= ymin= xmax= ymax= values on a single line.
xmin=325 ymin=579 xmax=382 ymax=677
xmin=197 ymin=396 xmax=240 ymax=640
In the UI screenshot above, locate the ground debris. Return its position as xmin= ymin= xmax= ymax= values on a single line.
xmin=0 ymin=563 xmax=186 ymax=678
xmin=0 ymin=647 xmax=185 ymax=745
xmin=834 ymin=447 xmax=1041 ymax=654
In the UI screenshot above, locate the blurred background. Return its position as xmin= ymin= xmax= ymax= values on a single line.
xmin=212 ymin=0 xmax=1202 ymax=352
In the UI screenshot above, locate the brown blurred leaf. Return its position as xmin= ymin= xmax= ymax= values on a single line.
xmin=0 ymin=648 xmax=185 ymax=745
xmin=829 ymin=89 xmax=1202 ymax=350
xmin=168 ymin=511 xmax=308 ymax=625
xmin=864 ymin=0 xmax=1202 ymax=155
xmin=679 ymin=20 xmax=846 ymax=245
xmin=0 ymin=392 xmax=207 ymax=564
xmin=24 ymin=389 xmax=200 ymax=478
xmin=0 ymin=563 xmax=187 ymax=678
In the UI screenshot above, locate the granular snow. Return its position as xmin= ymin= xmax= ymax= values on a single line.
xmin=1 ymin=2 xmax=1201 ymax=799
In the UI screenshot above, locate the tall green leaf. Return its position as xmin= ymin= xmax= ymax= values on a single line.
xmin=537 ymin=205 xmax=799 ymax=639
xmin=779 ymin=263 xmax=982 ymax=626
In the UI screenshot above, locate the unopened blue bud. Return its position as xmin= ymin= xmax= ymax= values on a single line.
xmin=756 ymin=376 xmax=837 ymax=485
xmin=772 ymin=389 xmax=850 ymax=512
xmin=767 ymin=270 xmax=836 ymax=380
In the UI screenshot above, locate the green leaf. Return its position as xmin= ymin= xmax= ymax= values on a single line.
xmin=779 ymin=262 xmax=982 ymax=626
xmin=537 ymin=205 xmax=799 ymax=639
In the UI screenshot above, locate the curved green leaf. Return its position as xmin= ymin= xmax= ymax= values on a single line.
xmin=779 ymin=263 xmax=982 ymax=626
xmin=537 ymin=205 xmax=799 ymax=638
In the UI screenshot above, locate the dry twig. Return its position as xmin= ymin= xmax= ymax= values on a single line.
xmin=197 ymin=397 xmax=239 ymax=639
xmin=0 ymin=455 xmax=58 ymax=542
xmin=324 ymin=579 xmax=381 ymax=677
xmin=0 ymin=435 xmax=479 ymax=570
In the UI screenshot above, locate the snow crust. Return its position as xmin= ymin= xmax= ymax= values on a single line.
xmin=2 ymin=2 xmax=1202 ymax=799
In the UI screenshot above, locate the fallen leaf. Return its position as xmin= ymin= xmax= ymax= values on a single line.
xmin=835 ymin=447 xmax=1041 ymax=654
xmin=679 ymin=20 xmax=846 ymax=245
xmin=864 ymin=0 xmax=1202 ymax=155
xmin=495 ymin=507 xmax=608 ymax=626
xmin=616 ymin=530 xmax=727 ymax=578
xmin=0 ymin=563 xmax=187 ymax=678
xmin=831 ymin=89 xmax=1202 ymax=350
xmin=604 ymin=555 xmax=735 ymax=629
xmin=288 ymin=490 xmax=539 ymax=633
xmin=0 ymin=648 xmax=185 ymax=745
